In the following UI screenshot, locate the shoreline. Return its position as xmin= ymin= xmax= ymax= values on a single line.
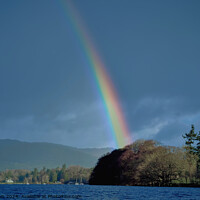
xmin=0 ymin=183 xmax=200 ymax=188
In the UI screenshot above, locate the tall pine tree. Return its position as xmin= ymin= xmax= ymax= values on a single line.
xmin=183 ymin=125 xmax=200 ymax=181
xmin=183 ymin=124 xmax=197 ymax=154
xmin=196 ymin=131 xmax=200 ymax=157
xmin=195 ymin=130 xmax=200 ymax=179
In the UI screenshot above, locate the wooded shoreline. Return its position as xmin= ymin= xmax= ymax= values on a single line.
xmin=89 ymin=125 xmax=200 ymax=186
xmin=1 ymin=125 xmax=200 ymax=187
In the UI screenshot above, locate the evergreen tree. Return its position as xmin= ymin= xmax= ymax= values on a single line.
xmin=183 ymin=125 xmax=200 ymax=182
xmin=195 ymin=131 xmax=200 ymax=179
xmin=183 ymin=124 xmax=197 ymax=154
xmin=195 ymin=131 xmax=200 ymax=158
xmin=49 ymin=171 xmax=57 ymax=183
xmin=32 ymin=168 xmax=38 ymax=183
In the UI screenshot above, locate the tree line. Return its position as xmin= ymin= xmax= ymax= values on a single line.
xmin=0 ymin=165 xmax=92 ymax=184
xmin=1 ymin=125 xmax=200 ymax=186
xmin=89 ymin=125 xmax=200 ymax=186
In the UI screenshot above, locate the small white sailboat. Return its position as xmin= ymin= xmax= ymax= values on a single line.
xmin=75 ymin=178 xmax=79 ymax=185
xmin=80 ymin=177 xmax=84 ymax=185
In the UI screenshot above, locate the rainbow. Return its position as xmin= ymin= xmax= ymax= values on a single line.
xmin=59 ymin=0 xmax=132 ymax=148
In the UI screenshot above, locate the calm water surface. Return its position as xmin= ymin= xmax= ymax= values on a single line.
xmin=0 ymin=184 xmax=199 ymax=200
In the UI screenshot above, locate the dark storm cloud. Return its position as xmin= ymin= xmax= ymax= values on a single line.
xmin=0 ymin=0 xmax=200 ymax=147
xmin=128 ymin=96 xmax=200 ymax=146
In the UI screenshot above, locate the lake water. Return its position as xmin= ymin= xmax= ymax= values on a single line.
xmin=0 ymin=184 xmax=200 ymax=200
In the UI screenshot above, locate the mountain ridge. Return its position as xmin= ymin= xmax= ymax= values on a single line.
xmin=0 ymin=139 xmax=113 ymax=171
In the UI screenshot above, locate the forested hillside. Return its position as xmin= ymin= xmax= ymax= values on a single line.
xmin=0 ymin=139 xmax=112 ymax=170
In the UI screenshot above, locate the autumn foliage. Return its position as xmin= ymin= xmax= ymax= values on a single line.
xmin=89 ymin=140 xmax=198 ymax=186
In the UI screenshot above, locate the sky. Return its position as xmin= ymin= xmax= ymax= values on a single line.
xmin=0 ymin=0 xmax=200 ymax=148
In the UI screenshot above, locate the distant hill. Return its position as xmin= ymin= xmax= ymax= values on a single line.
xmin=0 ymin=139 xmax=113 ymax=171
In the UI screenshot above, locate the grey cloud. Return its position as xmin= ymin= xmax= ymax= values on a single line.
xmin=0 ymin=101 xmax=112 ymax=148
xmin=129 ymin=96 xmax=200 ymax=147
